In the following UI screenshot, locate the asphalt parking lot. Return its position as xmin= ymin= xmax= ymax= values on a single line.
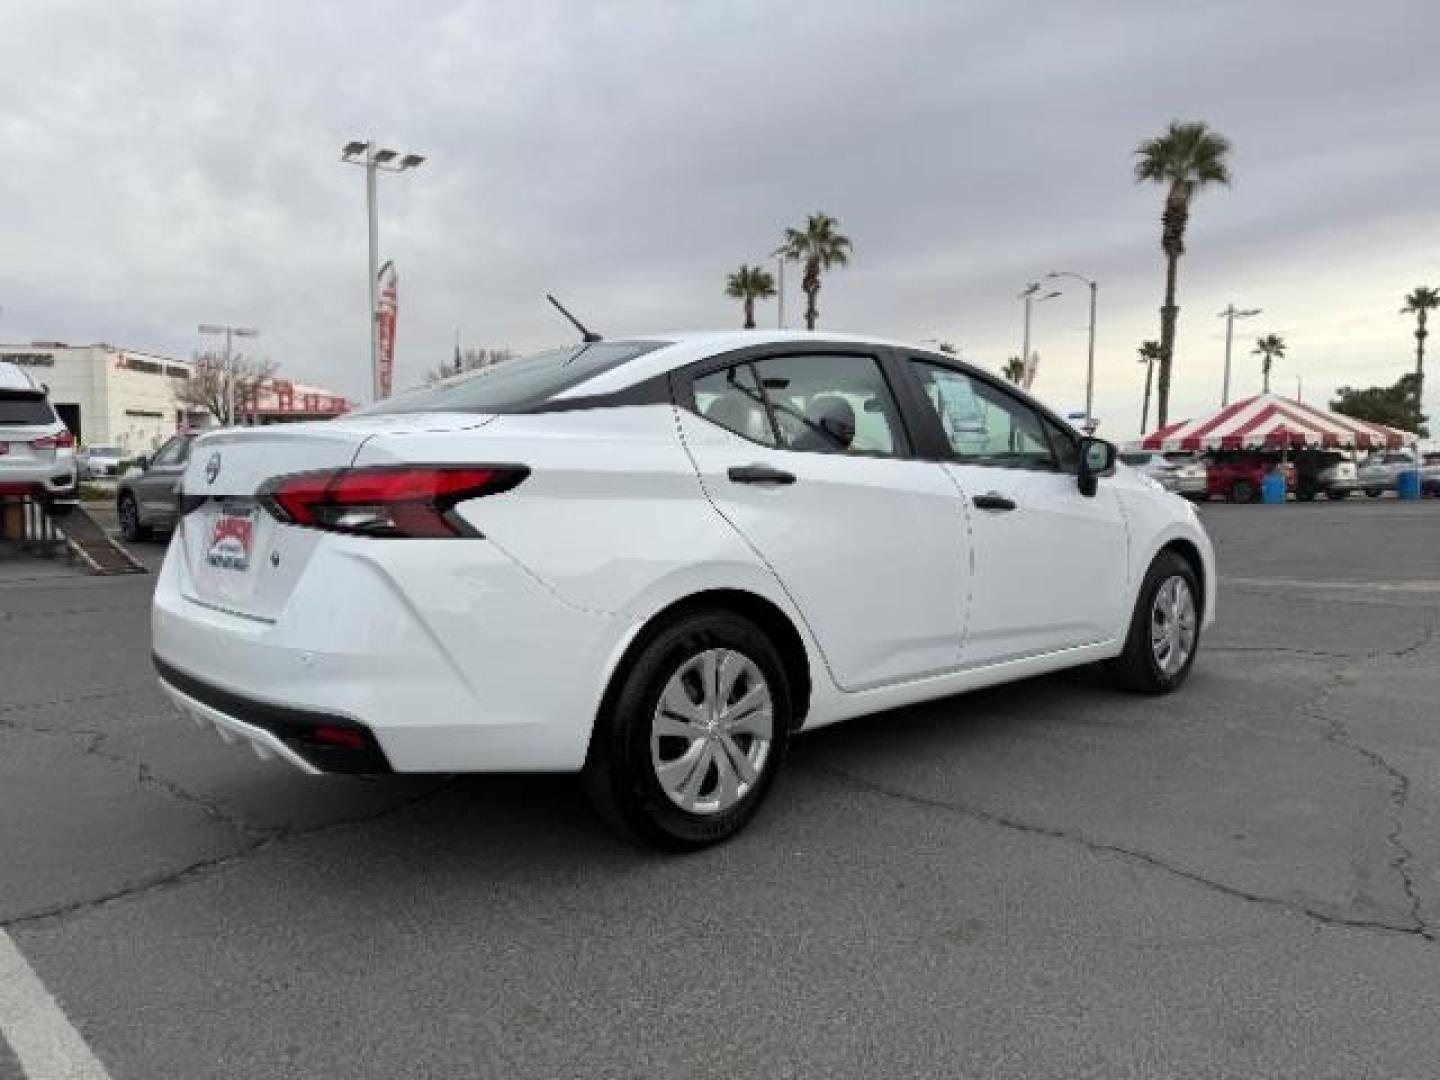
xmin=3 ymin=500 xmax=1440 ymax=1079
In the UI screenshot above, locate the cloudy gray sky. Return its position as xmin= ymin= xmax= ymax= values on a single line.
xmin=2 ymin=0 xmax=1437 ymax=436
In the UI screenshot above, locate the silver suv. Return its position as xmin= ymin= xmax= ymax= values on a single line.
xmin=1359 ymin=451 xmax=1418 ymax=497
xmin=0 ymin=362 xmax=78 ymax=511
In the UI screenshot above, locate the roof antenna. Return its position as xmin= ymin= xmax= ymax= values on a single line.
xmin=546 ymin=294 xmax=602 ymax=343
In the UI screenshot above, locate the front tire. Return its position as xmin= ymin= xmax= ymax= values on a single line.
xmin=1365 ymin=488 xmax=1383 ymax=498
xmin=1110 ymin=551 xmax=1201 ymax=695
xmin=1229 ymin=480 xmax=1257 ymax=504
xmin=583 ymin=609 xmax=792 ymax=849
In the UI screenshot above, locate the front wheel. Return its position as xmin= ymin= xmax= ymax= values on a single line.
xmin=1364 ymin=488 xmax=1383 ymax=498
xmin=1109 ymin=551 xmax=1201 ymax=695
xmin=1326 ymin=490 xmax=1349 ymax=501
xmin=584 ymin=609 xmax=792 ymax=848
xmin=1229 ymin=480 xmax=1257 ymax=504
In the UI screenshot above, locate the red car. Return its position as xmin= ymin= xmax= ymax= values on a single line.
xmin=1205 ymin=452 xmax=1295 ymax=503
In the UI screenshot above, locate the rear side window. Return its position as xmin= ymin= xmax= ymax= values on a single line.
xmin=0 ymin=394 xmax=55 ymax=425
xmin=356 ymin=341 xmax=663 ymax=416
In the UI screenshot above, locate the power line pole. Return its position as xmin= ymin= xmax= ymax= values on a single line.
xmin=198 ymin=324 xmax=258 ymax=425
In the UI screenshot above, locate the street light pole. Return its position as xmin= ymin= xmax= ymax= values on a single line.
xmin=1048 ymin=271 xmax=1098 ymax=427
xmin=1018 ymin=282 xmax=1061 ymax=387
xmin=341 ymin=140 xmax=425 ymax=403
xmin=198 ymin=323 xmax=258 ymax=426
xmin=1218 ymin=304 xmax=1262 ymax=405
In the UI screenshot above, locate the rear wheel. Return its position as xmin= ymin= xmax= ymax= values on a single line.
xmin=118 ymin=494 xmax=149 ymax=541
xmin=1229 ymin=479 xmax=1257 ymax=504
xmin=584 ymin=609 xmax=791 ymax=848
xmin=1110 ymin=551 xmax=1201 ymax=695
xmin=1326 ymin=490 xmax=1349 ymax=501
xmin=1365 ymin=488 xmax=1383 ymax=498
xmin=1296 ymin=488 xmax=1316 ymax=502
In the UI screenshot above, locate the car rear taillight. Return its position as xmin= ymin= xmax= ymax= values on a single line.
xmin=32 ymin=430 xmax=74 ymax=449
xmin=257 ymin=465 xmax=527 ymax=538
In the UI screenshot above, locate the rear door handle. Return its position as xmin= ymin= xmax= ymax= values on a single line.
xmin=728 ymin=464 xmax=797 ymax=486
xmin=972 ymin=492 xmax=1017 ymax=511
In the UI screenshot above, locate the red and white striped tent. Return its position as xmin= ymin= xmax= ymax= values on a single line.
xmin=1138 ymin=393 xmax=1413 ymax=452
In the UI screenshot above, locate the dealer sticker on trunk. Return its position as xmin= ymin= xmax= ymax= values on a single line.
xmin=206 ymin=502 xmax=258 ymax=571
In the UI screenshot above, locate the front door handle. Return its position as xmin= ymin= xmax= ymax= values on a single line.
xmin=972 ymin=492 xmax=1017 ymax=512
xmin=728 ymin=464 xmax=797 ymax=486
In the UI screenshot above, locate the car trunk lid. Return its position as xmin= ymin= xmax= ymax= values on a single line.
xmin=176 ymin=414 xmax=497 ymax=621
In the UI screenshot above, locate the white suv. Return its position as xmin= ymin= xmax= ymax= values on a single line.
xmin=0 ymin=362 xmax=78 ymax=511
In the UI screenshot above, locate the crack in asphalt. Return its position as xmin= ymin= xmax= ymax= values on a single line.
xmin=0 ymin=685 xmax=156 ymax=717
xmin=1306 ymin=667 xmax=1435 ymax=941
xmin=810 ymin=763 xmax=1434 ymax=943
xmin=2 ymin=779 xmax=457 ymax=932
xmin=811 ymin=614 xmax=1440 ymax=947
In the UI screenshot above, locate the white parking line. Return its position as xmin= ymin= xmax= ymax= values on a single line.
xmin=0 ymin=930 xmax=110 ymax=1080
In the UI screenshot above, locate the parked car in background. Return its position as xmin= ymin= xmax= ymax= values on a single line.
xmin=1117 ymin=452 xmax=1207 ymax=500
xmin=1422 ymin=452 xmax=1440 ymax=497
xmin=1294 ymin=450 xmax=1357 ymax=501
xmin=1359 ymin=451 xmax=1418 ymax=497
xmin=77 ymin=445 xmax=125 ymax=479
xmin=1162 ymin=453 xmax=1207 ymax=500
xmin=151 ymin=331 xmax=1216 ymax=847
xmin=0 ymin=361 xmax=78 ymax=512
xmin=116 ymin=431 xmax=197 ymax=540
xmin=1205 ymin=452 xmax=1294 ymax=503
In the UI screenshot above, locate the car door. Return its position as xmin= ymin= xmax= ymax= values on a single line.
xmin=900 ymin=357 xmax=1129 ymax=667
xmin=138 ymin=436 xmax=189 ymax=524
xmin=675 ymin=346 xmax=968 ymax=691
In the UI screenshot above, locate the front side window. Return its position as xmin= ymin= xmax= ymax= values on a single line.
xmin=693 ymin=364 xmax=777 ymax=447
xmin=909 ymin=360 xmax=1055 ymax=469
xmin=749 ymin=354 xmax=907 ymax=457
xmin=151 ymin=437 xmax=186 ymax=468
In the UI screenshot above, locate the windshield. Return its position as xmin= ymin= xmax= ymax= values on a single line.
xmin=357 ymin=341 xmax=664 ymax=416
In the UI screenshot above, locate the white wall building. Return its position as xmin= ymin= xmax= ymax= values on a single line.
xmin=0 ymin=343 xmax=350 ymax=454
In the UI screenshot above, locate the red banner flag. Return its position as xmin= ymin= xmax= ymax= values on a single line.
xmin=376 ymin=260 xmax=399 ymax=399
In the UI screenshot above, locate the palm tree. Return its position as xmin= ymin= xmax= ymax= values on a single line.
xmin=1252 ymin=333 xmax=1286 ymax=394
xmin=1401 ymin=286 xmax=1439 ymax=430
xmin=1001 ymin=356 xmax=1026 ymax=385
xmin=780 ymin=212 xmax=852 ymax=330
xmin=1137 ymin=340 xmax=1162 ymax=433
xmin=1134 ymin=120 xmax=1233 ymax=428
xmin=724 ymin=264 xmax=777 ymax=329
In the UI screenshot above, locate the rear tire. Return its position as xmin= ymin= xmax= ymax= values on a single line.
xmin=1109 ymin=551 xmax=1201 ymax=695
xmin=118 ymin=494 xmax=149 ymax=542
xmin=583 ymin=609 xmax=792 ymax=849
xmin=1365 ymin=488 xmax=1383 ymax=498
xmin=1229 ymin=480 xmax=1257 ymax=504
xmin=1326 ymin=490 xmax=1348 ymax=501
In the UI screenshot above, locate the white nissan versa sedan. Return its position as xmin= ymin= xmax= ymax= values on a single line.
xmin=153 ymin=332 xmax=1215 ymax=847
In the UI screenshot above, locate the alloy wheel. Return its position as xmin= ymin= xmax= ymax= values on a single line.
xmin=650 ymin=648 xmax=773 ymax=816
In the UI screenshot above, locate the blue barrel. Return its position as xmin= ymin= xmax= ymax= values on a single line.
xmin=1261 ymin=469 xmax=1287 ymax=504
xmin=1397 ymin=468 xmax=1422 ymax=500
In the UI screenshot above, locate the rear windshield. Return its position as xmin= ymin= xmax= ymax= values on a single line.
xmin=357 ymin=341 xmax=663 ymax=416
xmin=0 ymin=394 xmax=56 ymax=425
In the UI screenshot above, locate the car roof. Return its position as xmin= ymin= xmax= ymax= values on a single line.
xmin=0 ymin=361 xmax=42 ymax=394
xmin=555 ymin=329 xmax=1053 ymax=409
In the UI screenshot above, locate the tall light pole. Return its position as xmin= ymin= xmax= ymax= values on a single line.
xmin=1047 ymin=271 xmax=1098 ymax=428
xmin=341 ymin=140 xmax=425 ymax=402
xmin=1018 ymin=282 xmax=1061 ymax=383
xmin=1218 ymin=304 xmax=1262 ymax=406
xmin=198 ymin=323 xmax=258 ymax=426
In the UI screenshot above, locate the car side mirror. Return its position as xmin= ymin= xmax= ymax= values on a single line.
xmin=133 ymin=455 xmax=149 ymax=471
xmin=1077 ymin=437 xmax=1116 ymax=497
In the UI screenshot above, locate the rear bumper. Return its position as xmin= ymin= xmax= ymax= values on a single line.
xmin=0 ymin=469 xmax=77 ymax=498
xmin=156 ymin=657 xmax=391 ymax=774
xmin=1172 ymin=475 xmax=1206 ymax=496
xmin=151 ymin=525 xmax=626 ymax=773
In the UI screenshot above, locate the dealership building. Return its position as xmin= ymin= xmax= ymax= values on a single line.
xmin=0 ymin=342 xmax=351 ymax=455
